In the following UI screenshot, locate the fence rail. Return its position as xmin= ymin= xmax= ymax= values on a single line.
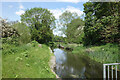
xmin=103 ymin=63 xmax=120 ymax=80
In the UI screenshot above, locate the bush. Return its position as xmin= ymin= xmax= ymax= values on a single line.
xmin=30 ymin=40 xmax=39 ymax=47
xmin=2 ymin=36 xmax=19 ymax=46
xmin=12 ymin=22 xmax=31 ymax=45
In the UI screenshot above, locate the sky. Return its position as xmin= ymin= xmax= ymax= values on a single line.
xmin=1 ymin=1 xmax=85 ymax=36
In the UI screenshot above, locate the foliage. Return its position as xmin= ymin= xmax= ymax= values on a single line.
xmin=12 ymin=22 xmax=31 ymax=45
xmin=1 ymin=18 xmax=31 ymax=46
xmin=51 ymin=36 xmax=68 ymax=48
xmin=59 ymin=11 xmax=80 ymax=35
xmin=0 ymin=18 xmax=19 ymax=38
xmin=21 ymin=7 xmax=55 ymax=44
xmin=66 ymin=18 xmax=84 ymax=43
xmin=83 ymin=2 xmax=119 ymax=46
xmin=58 ymin=42 xmax=81 ymax=49
xmin=53 ymin=35 xmax=66 ymax=42
xmin=31 ymin=25 xmax=54 ymax=44
xmin=2 ymin=36 xmax=19 ymax=47
xmin=2 ymin=41 xmax=30 ymax=55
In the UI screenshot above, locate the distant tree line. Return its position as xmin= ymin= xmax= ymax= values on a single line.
xmin=58 ymin=2 xmax=119 ymax=46
xmin=1 ymin=2 xmax=119 ymax=46
xmin=53 ymin=35 xmax=67 ymax=42
xmin=1 ymin=8 xmax=55 ymax=45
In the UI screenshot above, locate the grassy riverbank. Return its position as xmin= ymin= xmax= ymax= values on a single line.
xmin=72 ymin=43 xmax=119 ymax=63
xmin=57 ymin=42 xmax=119 ymax=63
xmin=2 ymin=41 xmax=56 ymax=78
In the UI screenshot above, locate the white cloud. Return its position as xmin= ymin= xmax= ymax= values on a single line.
xmin=15 ymin=4 xmax=25 ymax=16
xmin=19 ymin=5 xmax=24 ymax=9
xmin=66 ymin=6 xmax=83 ymax=16
xmin=50 ymin=8 xmax=64 ymax=19
xmin=50 ymin=6 xmax=83 ymax=19
xmin=15 ymin=10 xmax=25 ymax=15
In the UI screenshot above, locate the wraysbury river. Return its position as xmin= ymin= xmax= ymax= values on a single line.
xmin=53 ymin=48 xmax=103 ymax=79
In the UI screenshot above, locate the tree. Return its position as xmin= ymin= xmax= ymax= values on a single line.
xmin=21 ymin=7 xmax=55 ymax=43
xmin=59 ymin=11 xmax=79 ymax=35
xmin=66 ymin=18 xmax=84 ymax=43
xmin=83 ymin=2 xmax=119 ymax=46
xmin=53 ymin=35 xmax=66 ymax=42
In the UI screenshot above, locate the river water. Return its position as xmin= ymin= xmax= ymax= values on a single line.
xmin=53 ymin=48 xmax=103 ymax=79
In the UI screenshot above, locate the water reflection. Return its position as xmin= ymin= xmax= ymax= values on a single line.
xmin=53 ymin=48 xmax=103 ymax=79
xmin=54 ymin=48 xmax=67 ymax=64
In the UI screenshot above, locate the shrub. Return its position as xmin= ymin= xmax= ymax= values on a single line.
xmin=12 ymin=22 xmax=31 ymax=45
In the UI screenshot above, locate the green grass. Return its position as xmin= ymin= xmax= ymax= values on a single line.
xmin=2 ymin=41 xmax=56 ymax=78
xmin=72 ymin=43 xmax=119 ymax=63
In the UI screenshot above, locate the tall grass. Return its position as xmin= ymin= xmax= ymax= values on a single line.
xmin=72 ymin=43 xmax=119 ymax=63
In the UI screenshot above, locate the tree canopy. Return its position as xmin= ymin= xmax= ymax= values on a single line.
xmin=66 ymin=18 xmax=84 ymax=43
xmin=21 ymin=7 xmax=55 ymax=43
xmin=83 ymin=2 xmax=119 ymax=46
xmin=59 ymin=11 xmax=79 ymax=35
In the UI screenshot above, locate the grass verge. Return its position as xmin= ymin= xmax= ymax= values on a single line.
xmin=2 ymin=41 xmax=56 ymax=78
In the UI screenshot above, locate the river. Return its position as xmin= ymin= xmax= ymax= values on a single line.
xmin=53 ymin=48 xmax=103 ymax=79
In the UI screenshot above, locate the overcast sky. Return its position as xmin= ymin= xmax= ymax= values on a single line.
xmin=1 ymin=1 xmax=86 ymax=36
